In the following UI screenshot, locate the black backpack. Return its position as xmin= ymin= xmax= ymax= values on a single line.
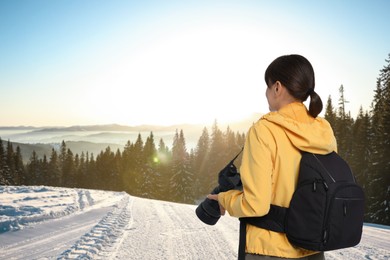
xmin=238 ymin=151 xmax=365 ymax=259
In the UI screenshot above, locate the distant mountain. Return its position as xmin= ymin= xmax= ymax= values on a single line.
xmin=0 ymin=113 xmax=263 ymax=161
xmin=31 ymin=124 xmax=139 ymax=132
xmin=66 ymin=141 xmax=124 ymax=156
xmin=7 ymin=141 xmax=124 ymax=163
xmin=9 ymin=142 xmax=55 ymax=163
xmin=29 ymin=113 xmax=261 ymax=132
xmin=0 ymin=113 xmax=263 ymax=134
xmin=0 ymin=126 xmax=38 ymax=130
xmin=30 ymin=123 xmax=205 ymax=133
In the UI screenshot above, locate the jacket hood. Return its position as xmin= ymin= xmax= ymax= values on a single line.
xmin=261 ymin=102 xmax=337 ymax=154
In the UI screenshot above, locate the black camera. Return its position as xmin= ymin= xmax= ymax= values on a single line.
xmin=195 ymin=155 xmax=242 ymax=225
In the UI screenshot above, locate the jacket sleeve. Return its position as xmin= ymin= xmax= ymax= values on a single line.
xmin=218 ymin=122 xmax=274 ymax=218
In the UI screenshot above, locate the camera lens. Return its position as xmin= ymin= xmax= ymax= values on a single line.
xmin=195 ymin=198 xmax=221 ymax=225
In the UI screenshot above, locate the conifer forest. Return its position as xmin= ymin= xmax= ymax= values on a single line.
xmin=1 ymin=54 xmax=389 ymax=226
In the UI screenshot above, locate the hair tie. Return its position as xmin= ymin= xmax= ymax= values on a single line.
xmin=307 ymin=88 xmax=315 ymax=95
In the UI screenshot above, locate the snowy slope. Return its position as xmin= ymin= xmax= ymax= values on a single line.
xmin=0 ymin=186 xmax=389 ymax=260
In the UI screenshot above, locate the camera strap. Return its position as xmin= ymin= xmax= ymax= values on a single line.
xmin=230 ymin=147 xmax=244 ymax=164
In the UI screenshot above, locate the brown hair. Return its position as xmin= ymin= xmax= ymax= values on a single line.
xmin=264 ymin=54 xmax=323 ymax=118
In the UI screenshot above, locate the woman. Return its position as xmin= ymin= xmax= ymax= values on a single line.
xmin=208 ymin=54 xmax=337 ymax=259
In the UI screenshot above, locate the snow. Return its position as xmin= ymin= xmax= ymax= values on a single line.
xmin=0 ymin=186 xmax=389 ymax=260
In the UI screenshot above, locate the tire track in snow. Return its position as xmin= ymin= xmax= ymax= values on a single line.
xmin=58 ymin=194 xmax=133 ymax=259
xmin=0 ymin=207 xmax=110 ymax=259
xmin=113 ymin=198 xmax=175 ymax=259
xmin=114 ymin=197 xmax=238 ymax=260
xmin=76 ymin=189 xmax=95 ymax=210
xmin=165 ymin=202 xmax=238 ymax=259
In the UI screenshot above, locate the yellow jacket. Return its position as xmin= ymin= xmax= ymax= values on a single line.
xmin=218 ymin=102 xmax=337 ymax=258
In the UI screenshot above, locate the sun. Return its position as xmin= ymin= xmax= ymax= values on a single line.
xmin=79 ymin=21 xmax=275 ymax=126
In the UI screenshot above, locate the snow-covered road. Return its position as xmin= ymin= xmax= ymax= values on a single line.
xmin=113 ymin=197 xmax=239 ymax=260
xmin=0 ymin=186 xmax=389 ymax=259
xmin=2 ymin=207 xmax=109 ymax=259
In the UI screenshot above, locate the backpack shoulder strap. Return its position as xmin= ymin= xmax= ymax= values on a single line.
xmin=238 ymin=205 xmax=287 ymax=260
xmin=240 ymin=204 xmax=287 ymax=233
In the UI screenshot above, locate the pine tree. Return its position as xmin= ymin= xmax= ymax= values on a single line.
xmin=48 ymin=148 xmax=61 ymax=186
xmin=121 ymin=140 xmax=136 ymax=194
xmin=0 ymin=138 xmax=7 ymax=185
xmin=224 ymin=126 xmax=241 ymax=159
xmin=143 ymin=132 xmax=160 ymax=199
xmin=205 ymin=120 xmax=226 ymax=192
xmin=378 ymin=54 xmax=390 ymax=225
xmin=367 ymin=79 xmax=384 ymax=223
xmin=59 ymin=141 xmax=67 ymax=186
xmin=324 ymin=95 xmax=337 ymax=130
xmin=157 ymin=138 xmax=170 ymax=163
xmin=178 ymin=129 xmax=194 ymax=203
xmin=14 ymin=146 xmax=25 ymax=185
xmin=156 ymin=138 xmax=171 ymax=201
xmin=114 ymin=149 xmax=123 ymax=191
xmin=335 ymin=85 xmax=354 ymax=161
xmin=193 ymin=127 xmax=211 ymax=198
xmin=368 ymin=54 xmax=390 ymax=224
xmin=86 ymin=152 xmax=97 ymax=189
xmin=170 ymin=129 xmax=193 ymax=203
xmin=41 ymin=155 xmax=49 ymax=185
xmin=27 ymin=151 xmax=40 ymax=185
xmin=132 ymin=134 xmax=144 ymax=196
xmin=351 ymin=108 xmax=371 ymax=219
xmin=75 ymin=151 xmax=86 ymax=188
xmin=74 ymin=153 xmax=80 ymax=181
xmin=95 ymin=146 xmax=118 ymax=191
xmin=63 ymin=149 xmax=75 ymax=187
xmin=5 ymin=141 xmax=16 ymax=185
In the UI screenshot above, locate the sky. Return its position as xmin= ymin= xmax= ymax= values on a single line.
xmin=0 ymin=0 xmax=389 ymax=127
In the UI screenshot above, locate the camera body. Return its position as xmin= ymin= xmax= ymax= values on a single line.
xmin=195 ymin=160 xmax=242 ymax=225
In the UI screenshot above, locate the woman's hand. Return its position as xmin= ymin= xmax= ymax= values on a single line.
xmin=207 ymin=194 xmax=226 ymax=216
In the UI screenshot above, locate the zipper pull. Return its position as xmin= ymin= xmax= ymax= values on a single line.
xmin=322 ymin=181 xmax=329 ymax=191
xmin=323 ymin=229 xmax=328 ymax=244
xmin=312 ymin=181 xmax=317 ymax=192
xmin=343 ymin=203 xmax=347 ymax=216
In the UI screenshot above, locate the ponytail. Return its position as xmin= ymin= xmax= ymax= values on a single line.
xmin=308 ymin=90 xmax=323 ymax=118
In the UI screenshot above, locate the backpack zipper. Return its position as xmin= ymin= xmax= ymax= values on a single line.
xmin=312 ymin=179 xmax=328 ymax=192
xmin=295 ymin=178 xmax=330 ymax=246
xmin=322 ymin=183 xmax=361 ymax=244
xmin=312 ymin=154 xmax=336 ymax=183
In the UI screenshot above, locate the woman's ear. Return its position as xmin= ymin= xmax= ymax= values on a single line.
xmin=274 ymin=81 xmax=282 ymax=95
